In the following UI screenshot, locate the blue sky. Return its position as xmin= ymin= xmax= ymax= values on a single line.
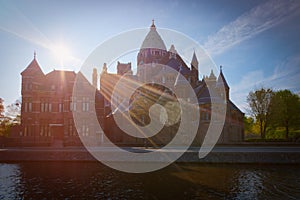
xmin=0 ymin=0 xmax=300 ymax=113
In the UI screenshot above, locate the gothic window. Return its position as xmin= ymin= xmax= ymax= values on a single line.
xmin=45 ymin=101 xmax=48 ymax=112
xmin=70 ymin=96 xmax=77 ymax=111
xmin=41 ymin=101 xmax=44 ymax=112
xmin=59 ymin=102 xmax=63 ymax=112
xmin=82 ymin=97 xmax=89 ymax=112
xmin=82 ymin=119 xmax=89 ymax=136
xmin=24 ymin=102 xmax=28 ymax=112
xmin=49 ymin=103 xmax=52 ymax=112
xmin=28 ymin=98 xmax=32 ymax=112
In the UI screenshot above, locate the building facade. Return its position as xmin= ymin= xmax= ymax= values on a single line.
xmin=20 ymin=21 xmax=244 ymax=146
xmin=20 ymin=53 xmax=101 ymax=146
xmin=99 ymin=21 xmax=244 ymax=145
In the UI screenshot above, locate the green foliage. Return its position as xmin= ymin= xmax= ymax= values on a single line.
xmin=268 ymin=90 xmax=300 ymax=139
xmin=0 ymin=117 xmax=13 ymax=137
xmin=0 ymin=98 xmax=21 ymax=137
xmin=247 ymin=88 xmax=273 ymax=139
xmin=246 ymin=88 xmax=300 ymax=141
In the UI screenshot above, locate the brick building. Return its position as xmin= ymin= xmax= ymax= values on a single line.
xmin=99 ymin=21 xmax=244 ymax=145
xmin=19 ymin=21 xmax=244 ymax=146
xmin=20 ymin=52 xmax=101 ymax=146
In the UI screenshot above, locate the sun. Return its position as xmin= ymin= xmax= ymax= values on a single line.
xmin=51 ymin=43 xmax=72 ymax=67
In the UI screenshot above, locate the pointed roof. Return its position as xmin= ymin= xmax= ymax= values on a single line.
xmin=169 ymin=44 xmax=177 ymax=54
xmin=141 ymin=20 xmax=167 ymax=50
xmin=209 ymin=69 xmax=216 ymax=80
xmin=21 ymin=52 xmax=44 ymax=76
xmin=191 ymin=51 xmax=198 ymax=68
xmin=217 ymin=66 xmax=229 ymax=89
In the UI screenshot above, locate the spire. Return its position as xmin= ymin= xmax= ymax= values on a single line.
xmin=21 ymin=52 xmax=44 ymax=76
xmin=217 ymin=65 xmax=229 ymax=89
xmin=191 ymin=51 xmax=198 ymax=69
xmin=209 ymin=69 xmax=216 ymax=80
xmin=151 ymin=19 xmax=155 ymax=29
xmin=140 ymin=20 xmax=167 ymax=50
xmin=169 ymin=44 xmax=177 ymax=59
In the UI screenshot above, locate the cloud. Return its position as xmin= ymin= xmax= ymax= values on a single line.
xmin=231 ymin=53 xmax=300 ymax=113
xmin=204 ymin=0 xmax=300 ymax=55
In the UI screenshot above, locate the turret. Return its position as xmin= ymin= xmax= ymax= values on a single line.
xmin=217 ymin=66 xmax=230 ymax=101
xmin=205 ymin=69 xmax=216 ymax=87
xmin=190 ymin=51 xmax=199 ymax=85
xmin=92 ymin=68 xmax=98 ymax=88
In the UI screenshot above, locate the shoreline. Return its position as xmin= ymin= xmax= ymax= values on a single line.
xmin=0 ymin=146 xmax=300 ymax=164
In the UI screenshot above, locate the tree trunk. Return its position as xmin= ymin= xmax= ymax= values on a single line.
xmin=285 ymin=121 xmax=289 ymax=140
xmin=260 ymin=120 xmax=265 ymax=139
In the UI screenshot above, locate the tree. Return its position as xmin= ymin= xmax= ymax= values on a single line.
xmin=5 ymin=99 xmax=21 ymax=124
xmin=244 ymin=116 xmax=255 ymax=135
xmin=269 ymin=90 xmax=300 ymax=139
xmin=0 ymin=99 xmax=21 ymax=137
xmin=247 ymin=88 xmax=273 ymax=139
xmin=0 ymin=98 xmax=4 ymax=118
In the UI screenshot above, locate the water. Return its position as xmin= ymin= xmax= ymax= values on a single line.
xmin=0 ymin=162 xmax=299 ymax=199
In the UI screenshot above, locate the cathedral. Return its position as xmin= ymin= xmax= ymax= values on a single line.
xmin=99 ymin=21 xmax=244 ymax=146
xmin=19 ymin=21 xmax=244 ymax=147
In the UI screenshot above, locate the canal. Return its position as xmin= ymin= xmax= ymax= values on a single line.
xmin=0 ymin=162 xmax=299 ymax=199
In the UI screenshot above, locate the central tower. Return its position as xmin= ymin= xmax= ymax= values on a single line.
xmin=137 ymin=20 xmax=168 ymax=81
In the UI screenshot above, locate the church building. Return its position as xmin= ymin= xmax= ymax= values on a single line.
xmin=19 ymin=21 xmax=244 ymax=146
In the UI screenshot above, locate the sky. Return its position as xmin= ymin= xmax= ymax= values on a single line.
xmin=0 ymin=0 xmax=300 ymax=113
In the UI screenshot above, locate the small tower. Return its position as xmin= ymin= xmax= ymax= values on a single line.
xmin=204 ymin=69 xmax=216 ymax=90
xmin=92 ymin=68 xmax=98 ymax=88
xmin=217 ymin=66 xmax=230 ymax=101
xmin=102 ymin=63 xmax=107 ymax=74
xmin=191 ymin=51 xmax=199 ymax=86
xmin=20 ymin=52 xmax=44 ymax=138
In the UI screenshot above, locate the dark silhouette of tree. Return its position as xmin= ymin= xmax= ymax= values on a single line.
xmin=0 ymin=98 xmax=4 ymax=118
xmin=269 ymin=90 xmax=300 ymax=139
xmin=247 ymin=88 xmax=273 ymax=139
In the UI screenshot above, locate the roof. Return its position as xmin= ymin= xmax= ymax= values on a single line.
xmin=21 ymin=57 xmax=44 ymax=76
xmin=174 ymin=68 xmax=189 ymax=87
xmin=229 ymin=100 xmax=244 ymax=114
xmin=46 ymin=70 xmax=76 ymax=83
xmin=217 ymin=69 xmax=229 ymax=89
xmin=191 ymin=51 xmax=198 ymax=68
xmin=140 ymin=21 xmax=167 ymax=51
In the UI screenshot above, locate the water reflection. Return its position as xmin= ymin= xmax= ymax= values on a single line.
xmin=0 ymin=164 xmax=22 ymax=199
xmin=0 ymin=162 xmax=299 ymax=199
xmin=233 ymin=170 xmax=263 ymax=199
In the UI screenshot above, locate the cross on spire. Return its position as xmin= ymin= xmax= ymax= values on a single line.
xmin=34 ymin=51 xmax=36 ymax=59
xmin=151 ymin=19 xmax=156 ymax=28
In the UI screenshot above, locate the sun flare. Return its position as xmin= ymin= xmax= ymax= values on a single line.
xmin=51 ymin=43 xmax=72 ymax=67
